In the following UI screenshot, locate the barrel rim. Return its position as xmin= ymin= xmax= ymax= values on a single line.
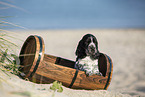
xmin=19 ymin=35 xmax=45 ymax=79
xmin=104 ymin=54 xmax=113 ymax=90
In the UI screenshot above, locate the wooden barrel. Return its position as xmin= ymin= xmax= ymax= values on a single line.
xmin=19 ymin=35 xmax=113 ymax=90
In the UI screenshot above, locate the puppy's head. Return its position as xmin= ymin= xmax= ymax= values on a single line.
xmin=76 ymin=34 xmax=100 ymax=60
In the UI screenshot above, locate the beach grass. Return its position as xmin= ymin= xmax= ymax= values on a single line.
xmin=0 ymin=16 xmax=20 ymax=75
xmin=0 ymin=1 xmax=24 ymax=75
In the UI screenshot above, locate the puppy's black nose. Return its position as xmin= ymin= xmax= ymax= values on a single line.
xmin=89 ymin=45 xmax=96 ymax=53
xmin=89 ymin=45 xmax=95 ymax=50
xmin=89 ymin=45 xmax=95 ymax=49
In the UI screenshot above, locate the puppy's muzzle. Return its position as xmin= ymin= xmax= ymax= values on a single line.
xmin=88 ymin=45 xmax=96 ymax=54
xmin=89 ymin=45 xmax=95 ymax=52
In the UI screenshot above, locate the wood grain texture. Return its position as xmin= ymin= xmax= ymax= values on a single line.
xmin=19 ymin=35 xmax=113 ymax=90
xmin=33 ymin=54 xmax=112 ymax=90
xmin=19 ymin=35 xmax=45 ymax=78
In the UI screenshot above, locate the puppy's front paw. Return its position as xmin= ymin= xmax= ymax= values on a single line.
xmin=96 ymin=72 xmax=102 ymax=76
xmin=85 ymin=70 xmax=93 ymax=76
xmin=76 ymin=63 xmax=84 ymax=70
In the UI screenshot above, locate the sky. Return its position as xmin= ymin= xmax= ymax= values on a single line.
xmin=1 ymin=0 xmax=145 ymax=29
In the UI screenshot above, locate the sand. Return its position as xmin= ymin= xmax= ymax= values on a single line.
xmin=1 ymin=29 xmax=145 ymax=97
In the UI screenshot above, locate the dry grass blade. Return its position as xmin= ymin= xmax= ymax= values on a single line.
xmin=0 ymin=29 xmax=24 ymax=42
xmin=0 ymin=1 xmax=29 ymax=13
xmin=0 ymin=36 xmax=18 ymax=47
xmin=0 ymin=20 xmax=27 ymax=29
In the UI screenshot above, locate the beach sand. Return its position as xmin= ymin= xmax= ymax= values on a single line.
xmin=1 ymin=29 xmax=145 ymax=97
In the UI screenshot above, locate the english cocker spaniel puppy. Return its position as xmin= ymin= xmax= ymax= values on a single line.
xmin=75 ymin=34 xmax=102 ymax=76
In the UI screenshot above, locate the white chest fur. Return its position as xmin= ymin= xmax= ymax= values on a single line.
xmin=78 ymin=56 xmax=98 ymax=68
xmin=75 ymin=56 xmax=101 ymax=76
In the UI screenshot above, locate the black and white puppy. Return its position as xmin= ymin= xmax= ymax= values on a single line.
xmin=75 ymin=34 xmax=102 ymax=76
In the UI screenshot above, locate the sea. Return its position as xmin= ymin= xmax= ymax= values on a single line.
xmin=1 ymin=0 xmax=145 ymax=29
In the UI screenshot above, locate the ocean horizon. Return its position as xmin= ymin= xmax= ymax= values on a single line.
xmin=1 ymin=0 xmax=145 ymax=30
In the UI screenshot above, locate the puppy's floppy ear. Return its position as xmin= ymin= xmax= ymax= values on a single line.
xmin=75 ymin=40 xmax=83 ymax=56
xmin=75 ymin=40 xmax=87 ymax=59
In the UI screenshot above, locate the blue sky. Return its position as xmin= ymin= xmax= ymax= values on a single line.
xmin=1 ymin=0 xmax=145 ymax=29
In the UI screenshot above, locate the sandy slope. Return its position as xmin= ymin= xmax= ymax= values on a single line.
xmin=1 ymin=29 xmax=145 ymax=97
xmin=0 ymin=70 xmax=130 ymax=97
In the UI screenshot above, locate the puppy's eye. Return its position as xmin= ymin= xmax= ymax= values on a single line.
xmin=93 ymin=38 xmax=96 ymax=43
xmin=88 ymin=39 xmax=91 ymax=43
